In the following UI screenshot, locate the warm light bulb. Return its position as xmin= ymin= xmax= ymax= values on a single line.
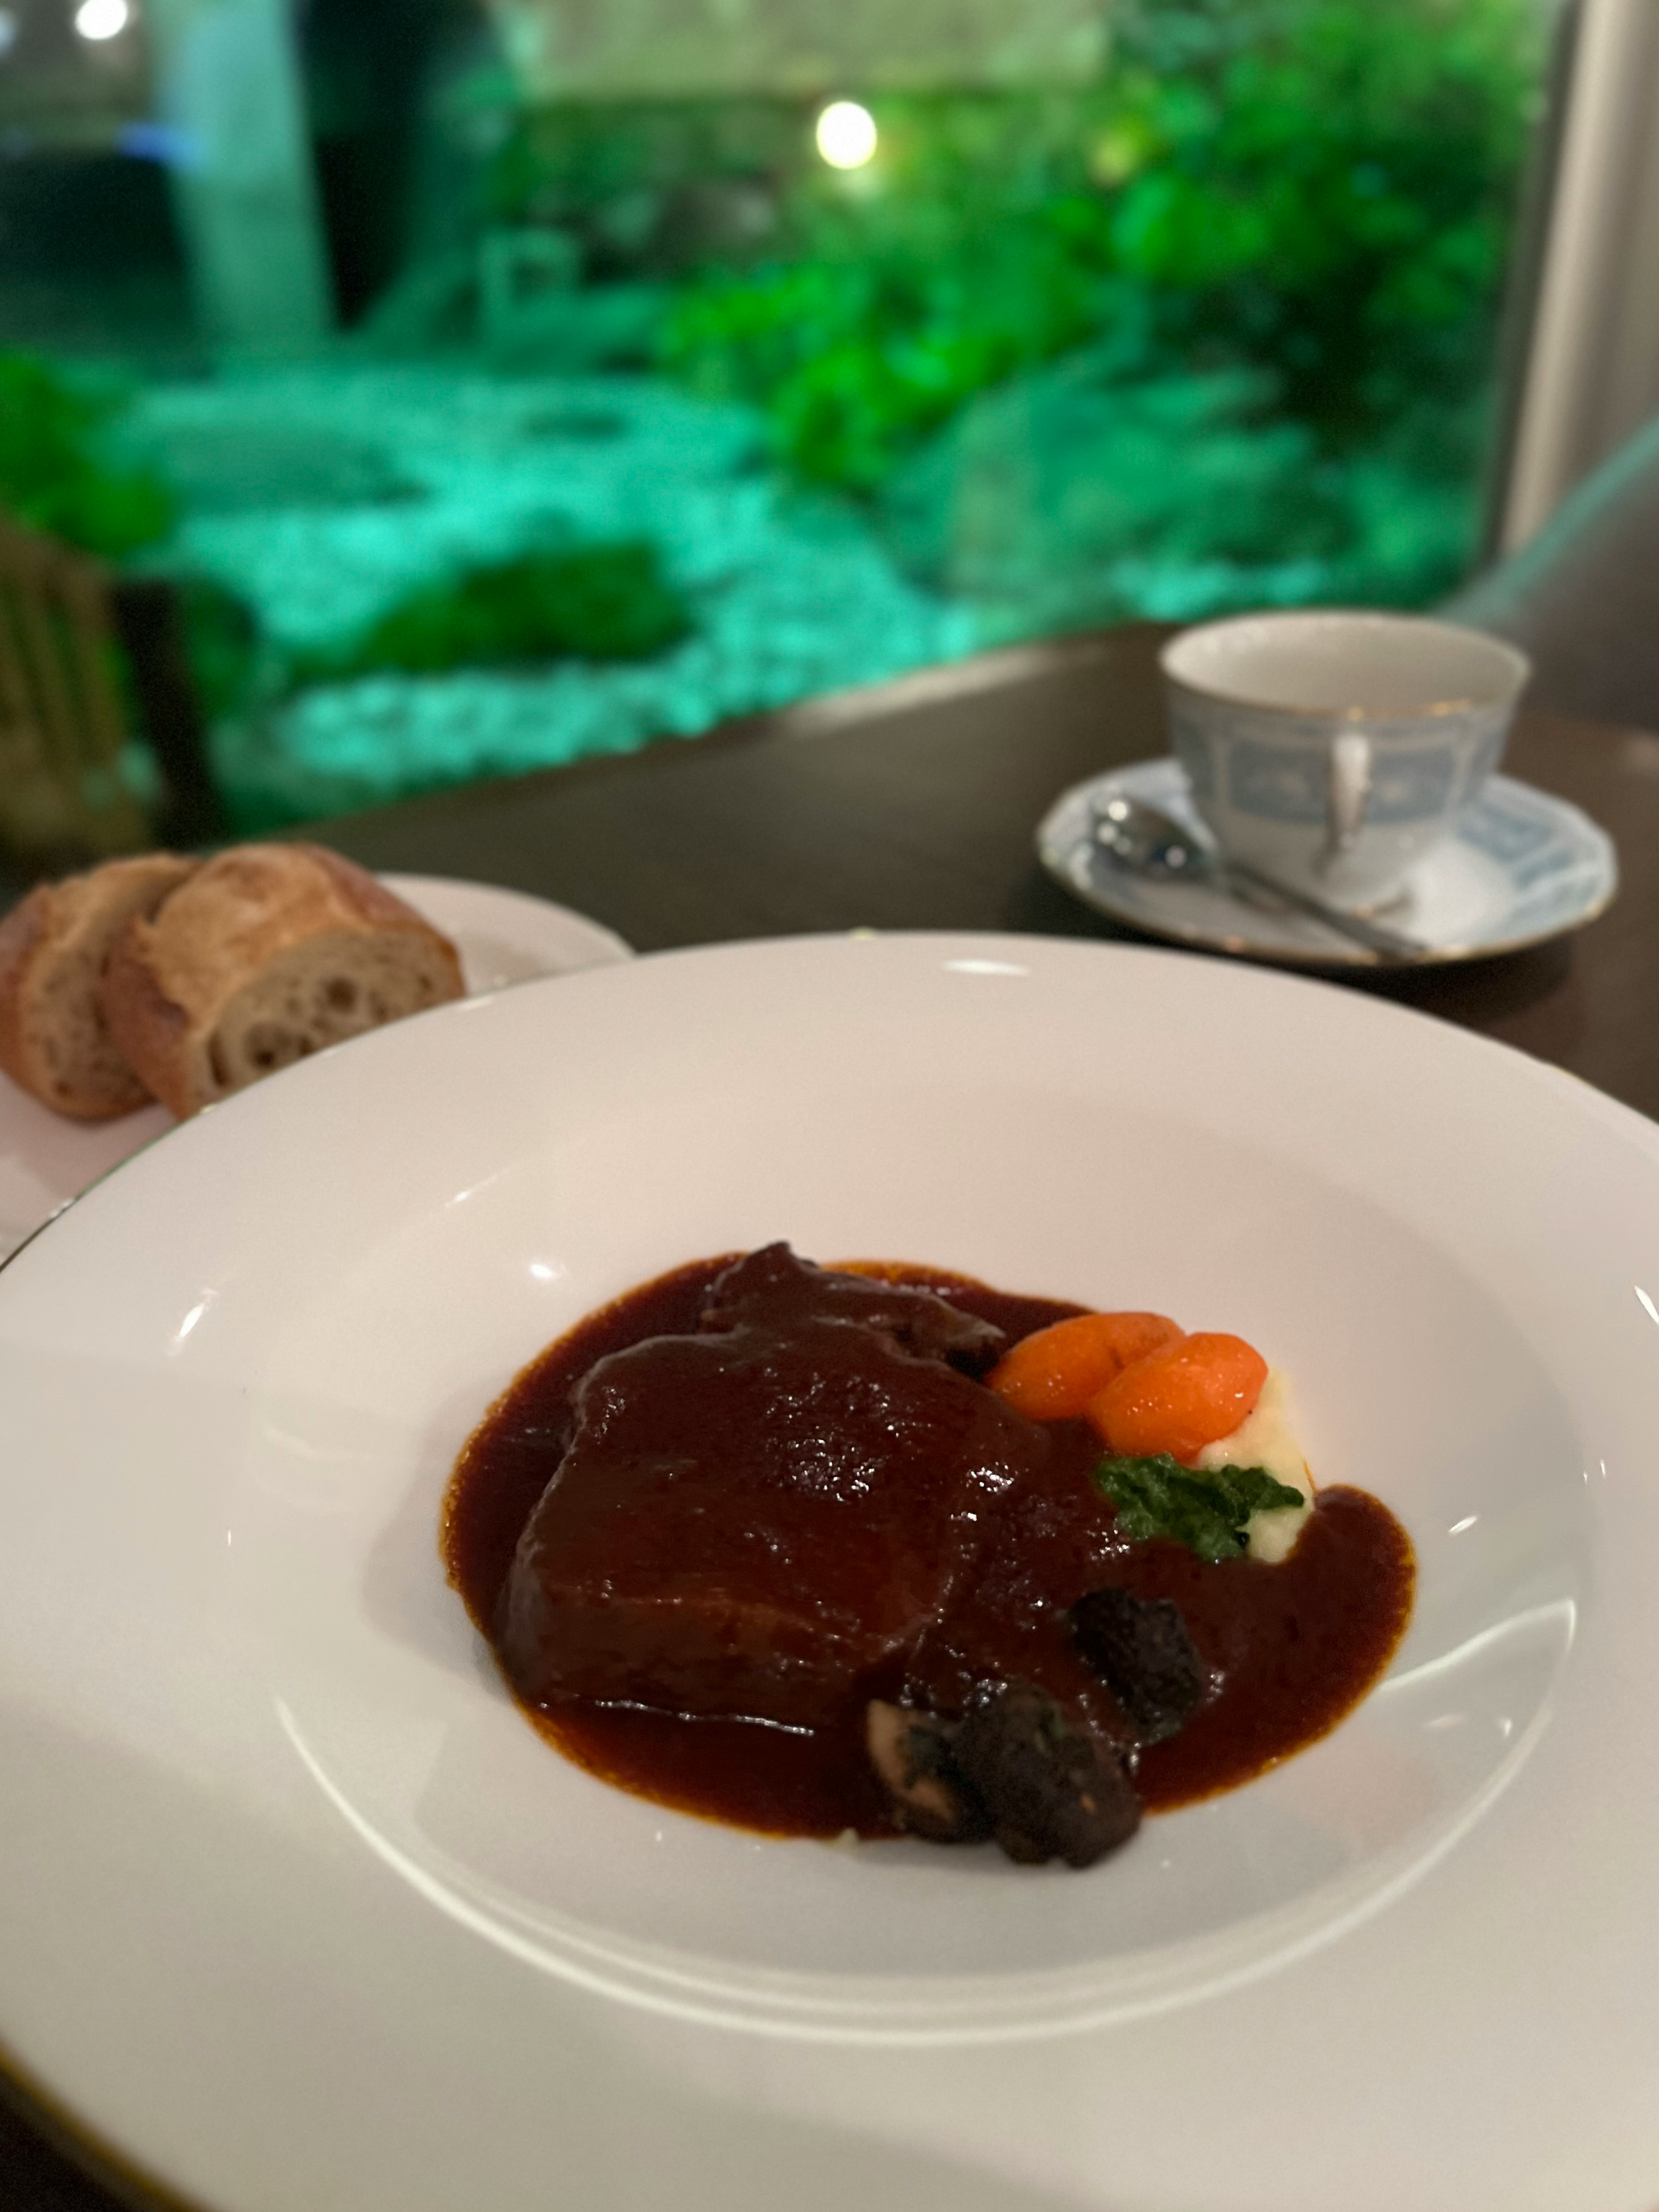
xmin=815 ymin=101 xmax=877 ymax=170
xmin=74 ymin=0 xmax=130 ymax=39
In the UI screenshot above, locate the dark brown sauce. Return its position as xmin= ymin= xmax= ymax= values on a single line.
xmin=443 ymin=1256 xmax=1414 ymax=1838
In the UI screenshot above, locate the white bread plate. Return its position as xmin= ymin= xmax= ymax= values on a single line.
xmin=0 ymin=873 xmax=630 ymax=1261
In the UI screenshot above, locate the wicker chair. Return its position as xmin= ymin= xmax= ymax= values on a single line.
xmin=0 ymin=512 xmax=224 ymax=873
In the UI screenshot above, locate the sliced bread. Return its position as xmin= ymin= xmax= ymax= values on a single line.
xmin=101 ymin=842 xmax=464 ymax=1120
xmin=0 ymin=853 xmax=199 ymax=1119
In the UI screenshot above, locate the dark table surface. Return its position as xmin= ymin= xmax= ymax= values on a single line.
xmin=326 ymin=619 xmax=1658 ymax=1116
xmin=5 ymin=618 xmax=1659 ymax=2210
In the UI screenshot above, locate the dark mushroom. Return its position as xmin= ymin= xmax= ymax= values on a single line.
xmin=865 ymin=1701 xmax=991 ymax=1843
xmin=951 ymin=1684 xmax=1141 ymax=1869
xmin=1070 ymin=1587 xmax=1206 ymax=1744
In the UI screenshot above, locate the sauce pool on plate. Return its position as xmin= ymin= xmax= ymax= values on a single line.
xmin=443 ymin=1250 xmax=1414 ymax=1860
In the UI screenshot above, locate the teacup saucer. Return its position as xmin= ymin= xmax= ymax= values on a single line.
xmin=1037 ymin=757 xmax=1618 ymax=967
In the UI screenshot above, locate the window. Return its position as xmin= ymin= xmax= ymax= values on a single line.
xmin=0 ymin=0 xmax=1551 ymax=830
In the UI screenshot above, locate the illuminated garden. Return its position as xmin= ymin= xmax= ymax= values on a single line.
xmin=0 ymin=0 xmax=1544 ymax=828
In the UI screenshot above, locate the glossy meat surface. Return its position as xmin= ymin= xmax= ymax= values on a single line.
xmin=499 ymin=1246 xmax=1042 ymax=1729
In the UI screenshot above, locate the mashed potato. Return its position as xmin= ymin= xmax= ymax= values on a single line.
xmin=1195 ymin=1367 xmax=1313 ymax=1563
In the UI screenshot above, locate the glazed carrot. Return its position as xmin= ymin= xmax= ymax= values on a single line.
xmin=988 ymin=1311 xmax=1183 ymax=1420
xmin=1088 ymin=1332 xmax=1268 ymax=1462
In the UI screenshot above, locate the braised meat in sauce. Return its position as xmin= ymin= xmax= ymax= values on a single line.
xmin=444 ymin=1245 xmax=1414 ymax=1868
xmin=499 ymin=1244 xmax=1036 ymax=1732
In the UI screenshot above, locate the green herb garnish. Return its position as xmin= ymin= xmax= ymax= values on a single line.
xmin=1093 ymin=1455 xmax=1306 ymax=1564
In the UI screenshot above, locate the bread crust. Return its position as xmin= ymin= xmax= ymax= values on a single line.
xmin=100 ymin=922 xmax=194 ymax=1120
xmin=0 ymin=855 xmax=197 ymax=1119
xmin=0 ymin=889 xmax=51 ymax=1103
xmin=102 ymin=842 xmax=465 ymax=1119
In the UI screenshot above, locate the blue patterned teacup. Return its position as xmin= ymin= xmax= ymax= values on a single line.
xmin=1162 ymin=612 xmax=1531 ymax=913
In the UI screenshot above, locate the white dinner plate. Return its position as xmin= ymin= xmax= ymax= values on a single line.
xmin=0 ymin=934 xmax=1653 ymax=2212
xmin=0 ymin=873 xmax=631 ymax=1264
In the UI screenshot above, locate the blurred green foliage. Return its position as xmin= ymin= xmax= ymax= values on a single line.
xmin=478 ymin=0 xmax=1538 ymax=615
xmin=0 ymin=353 xmax=176 ymax=558
xmin=483 ymin=97 xmax=798 ymax=278
xmin=657 ymin=0 xmax=1537 ymax=500
xmin=175 ymin=575 xmax=266 ymax=724
xmin=882 ymin=351 xmax=1496 ymax=626
xmin=298 ymin=542 xmax=693 ymax=681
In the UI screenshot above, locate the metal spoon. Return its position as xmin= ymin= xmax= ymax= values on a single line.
xmin=1090 ymin=795 xmax=1426 ymax=963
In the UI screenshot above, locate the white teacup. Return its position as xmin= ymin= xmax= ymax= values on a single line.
xmin=1161 ymin=611 xmax=1531 ymax=913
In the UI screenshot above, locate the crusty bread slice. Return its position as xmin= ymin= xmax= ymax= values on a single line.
xmin=0 ymin=853 xmax=199 ymax=1119
xmin=101 ymin=842 xmax=464 ymax=1120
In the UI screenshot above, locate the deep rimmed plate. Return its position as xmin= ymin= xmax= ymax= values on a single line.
xmin=1038 ymin=757 xmax=1618 ymax=965
xmin=0 ymin=934 xmax=1654 ymax=2212
xmin=0 ymin=873 xmax=631 ymax=1263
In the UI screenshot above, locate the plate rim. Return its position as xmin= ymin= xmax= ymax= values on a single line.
xmin=378 ymin=872 xmax=635 ymax=972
